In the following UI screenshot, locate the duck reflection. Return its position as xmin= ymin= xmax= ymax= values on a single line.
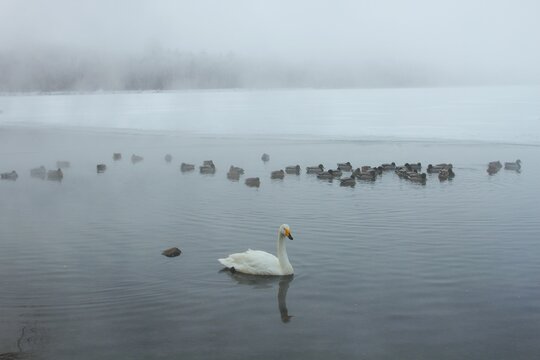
xmin=220 ymin=270 xmax=294 ymax=323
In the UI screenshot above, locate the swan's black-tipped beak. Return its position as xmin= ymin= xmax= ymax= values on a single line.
xmin=287 ymin=234 xmax=294 ymax=240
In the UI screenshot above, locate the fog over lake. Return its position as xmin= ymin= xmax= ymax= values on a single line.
xmin=1 ymin=0 xmax=540 ymax=91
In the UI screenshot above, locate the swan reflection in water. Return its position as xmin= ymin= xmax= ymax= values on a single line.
xmin=220 ymin=270 xmax=294 ymax=323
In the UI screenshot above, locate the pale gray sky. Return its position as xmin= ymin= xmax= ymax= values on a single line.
xmin=1 ymin=0 xmax=539 ymax=84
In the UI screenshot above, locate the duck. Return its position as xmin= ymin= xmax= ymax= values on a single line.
xmin=361 ymin=166 xmax=382 ymax=175
xmin=487 ymin=161 xmax=502 ymax=175
xmin=285 ymin=165 xmax=301 ymax=175
xmin=317 ymin=170 xmax=336 ymax=180
xmin=408 ymin=172 xmax=427 ymax=184
xmin=261 ymin=153 xmax=270 ymax=162
xmin=218 ymin=224 xmax=294 ymax=275
xmin=357 ymin=166 xmax=381 ymax=175
xmin=427 ymin=163 xmax=453 ymax=173
xmin=271 ymin=170 xmax=285 ymax=179
xmin=340 ymin=176 xmax=356 ymax=187
xmin=245 ymin=177 xmax=260 ymax=187
xmin=404 ymin=162 xmax=421 ymax=171
xmin=337 ymin=162 xmax=353 ymax=171
xmin=436 ymin=163 xmax=453 ymax=169
xmin=113 ymin=153 xmax=122 ymax=161
xmin=353 ymin=169 xmax=377 ymax=181
xmin=200 ymin=160 xmax=216 ymax=174
xmin=96 ymin=164 xmax=107 ymax=173
xmin=47 ymin=168 xmax=63 ymax=181
xmin=1 ymin=170 xmax=18 ymax=180
xmin=438 ymin=168 xmax=455 ymax=181
xmin=227 ymin=166 xmax=244 ymax=180
xmin=229 ymin=165 xmax=245 ymax=175
xmin=306 ymin=164 xmax=324 ymax=174
xmin=328 ymin=169 xmax=343 ymax=177
xmin=164 ymin=154 xmax=172 ymax=163
xmin=131 ymin=154 xmax=143 ymax=164
xmin=227 ymin=169 xmax=241 ymax=181
xmin=30 ymin=166 xmax=47 ymax=179
xmin=200 ymin=166 xmax=216 ymax=174
xmin=504 ymin=159 xmax=521 ymax=171
xmin=394 ymin=166 xmax=409 ymax=178
xmin=180 ymin=163 xmax=195 ymax=172
xmin=380 ymin=162 xmax=396 ymax=171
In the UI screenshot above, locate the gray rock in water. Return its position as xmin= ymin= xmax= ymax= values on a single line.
xmin=162 ymin=247 xmax=181 ymax=257
xmin=113 ymin=153 xmax=122 ymax=161
xmin=97 ymin=164 xmax=107 ymax=173
xmin=261 ymin=153 xmax=270 ymax=162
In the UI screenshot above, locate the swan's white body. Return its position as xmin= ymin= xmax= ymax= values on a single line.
xmin=218 ymin=225 xmax=294 ymax=275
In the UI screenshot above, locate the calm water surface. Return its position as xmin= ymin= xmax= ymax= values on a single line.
xmin=1 ymin=88 xmax=540 ymax=359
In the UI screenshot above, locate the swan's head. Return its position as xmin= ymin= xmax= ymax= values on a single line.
xmin=279 ymin=224 xmax=294 ymax=240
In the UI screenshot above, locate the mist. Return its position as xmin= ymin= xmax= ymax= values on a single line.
xmin=1 ymin=0 xmax=540 ymax=91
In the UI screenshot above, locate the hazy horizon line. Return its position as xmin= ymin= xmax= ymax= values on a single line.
xmin=1 ymin=45 xmax=539 ymax=93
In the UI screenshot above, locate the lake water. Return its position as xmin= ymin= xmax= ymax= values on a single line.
xmin=1 ymin=86 xmax=540 ymax=144
xmin=1 ymin=87 xmax=540 ymax=359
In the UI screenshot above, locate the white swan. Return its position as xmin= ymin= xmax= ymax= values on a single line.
xmin=218 ymin=224 xmax=294 ymax=275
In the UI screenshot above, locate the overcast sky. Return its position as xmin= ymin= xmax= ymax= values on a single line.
xmin=1 ymin=0 xmax=539 ymax=83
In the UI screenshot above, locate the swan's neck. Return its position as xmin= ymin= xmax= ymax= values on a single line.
xmin=277 ymin=233 xmax=293 ymax=274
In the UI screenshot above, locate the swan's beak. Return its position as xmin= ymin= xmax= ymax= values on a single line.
xmin=284 ymin=228 xmax=293 ymax=240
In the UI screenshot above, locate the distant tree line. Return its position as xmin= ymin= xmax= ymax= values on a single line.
xmin=0 ymin=46 xmax=454 ymax=92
